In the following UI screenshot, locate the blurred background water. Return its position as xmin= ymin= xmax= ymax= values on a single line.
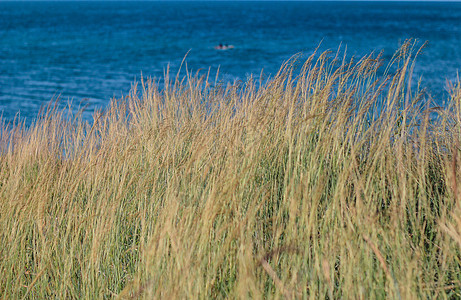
xmin=1 ymin=1 xmax=461 ymax=123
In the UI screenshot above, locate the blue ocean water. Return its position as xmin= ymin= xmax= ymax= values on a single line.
xmin=1 ymin=1 xmax=461 ymax=122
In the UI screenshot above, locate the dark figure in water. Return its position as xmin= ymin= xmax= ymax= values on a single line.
xmin=215 ymin=43 xmax=234 ymax=50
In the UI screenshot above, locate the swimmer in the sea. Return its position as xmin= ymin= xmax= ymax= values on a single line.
xmin=215 ymin=43 xmax=234 ymax=50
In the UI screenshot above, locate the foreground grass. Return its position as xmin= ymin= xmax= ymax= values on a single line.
xmin=1 ymin=41 xmax=461 ymax=299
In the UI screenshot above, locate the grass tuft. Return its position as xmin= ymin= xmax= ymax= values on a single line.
xmin=1 ymin=40 xmax=461 ymax=299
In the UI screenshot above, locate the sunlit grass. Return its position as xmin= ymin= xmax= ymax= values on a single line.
xmin=1 ymin=40 xmax=460 ymax=299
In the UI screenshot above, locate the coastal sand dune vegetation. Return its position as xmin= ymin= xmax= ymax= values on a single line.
xmin=1 ymin=40 xmax=460 ymax=299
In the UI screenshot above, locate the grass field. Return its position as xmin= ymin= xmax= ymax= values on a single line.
xmin=1 ymin=40 xmax=460 ymax=299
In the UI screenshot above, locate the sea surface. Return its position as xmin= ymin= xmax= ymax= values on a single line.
xmin=1 ymin=1 xmax=461 ymax=123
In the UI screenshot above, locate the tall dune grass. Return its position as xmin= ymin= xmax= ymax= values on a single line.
xmin=1 ymin=40 xmax=461 ymax=299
